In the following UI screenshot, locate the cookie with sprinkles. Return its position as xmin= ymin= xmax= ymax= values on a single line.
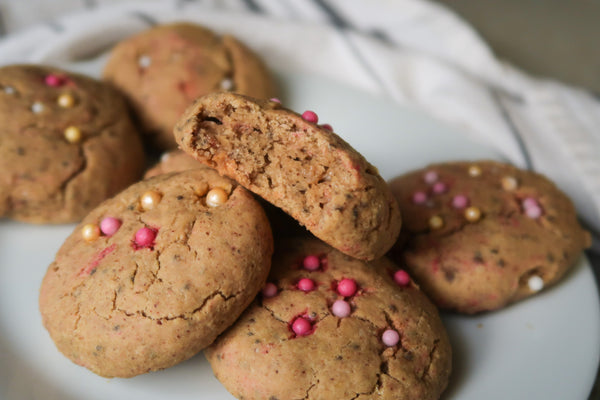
xmin=0 ymin=64 xmax=145 ymax=223
xmin=174 ymin=92 xmax=402 ymax=261
xmin=389 ymin=160 xmax=591 ymax=314
xmin=205 ymin=238 xmax=451 ymax=400
xmin=39 ymin=169 xmax=273 ymax=378
xmin=103 ymin=22 xmax=277 ymax=151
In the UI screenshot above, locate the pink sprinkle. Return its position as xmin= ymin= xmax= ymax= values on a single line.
xmin=320 ymin=123 xmax=333 ymax=131
xmin=382 ymin=329 xmax=400 ymax=347
xmin=303 ymin=255 xmax=320 ymax=271
xmin=291 ymin=317 xmax=312 ymax=336
xmin=44 ymin=74 xmax=65 ymax=87
xmin=525 ymin=205 xmax=543 ymax=219
xmin=452 ymin=195 xmax=469 ymax=209
xmin=301 ymin=110 xmax=319 ymax=124
xmin=331 ymin=300 xmax=351 ymax=318
xmin=134 ymin=227 xmax=157 ymax=248
xmin=337 ymin=278 xmax=357 ymax=297
xmin=424 ymin=170 xmax=438 ymax=184
xmin=262 ymin=282 xmax=278 ymax=298
xmin=297 ymin=278 xmax=315 ymax=292
xmin=412 ymin=191 xmax=427 ymax=205
xmin=100 ymin=217 xmax=121 ymax=236
xmin=270 ymin=97 xmax=281 ymax=103
xmin=393 ymin=270 xmax=411 ymax=287
xmin=522 ymin=197 xmax=539 ymax=209
xmin=432 ymin=182 xmax=447 ymax=194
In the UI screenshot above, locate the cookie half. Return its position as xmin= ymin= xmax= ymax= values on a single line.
xmin=0 ymin=64 xmax=145 ymax=223
xmin=205 ymin=238 xmax=451 ymax=400
xmin=39 ymin=169 xmax=273 ymax=377
xmin=103 ymin=22 xmax=277 ymax=151
xmin=389 ymin=160 xmax=591 ymax=314
xmin=174 ymin=92 xmax=402 ymax=261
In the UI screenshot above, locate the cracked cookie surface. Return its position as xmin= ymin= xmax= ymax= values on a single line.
xmin=0 ymin=64 xmax=145 ymax=223
xmin=174 ymin=92 xmax=402 ymax=261
xmin=205 ymin=238 xmax=451 ymax=400
xmin=103 ymin=22 xmax=277 ymax=151
xmin=389 ymin=160 xmax=591 ymax=314
xmin=39 ymin=169 xmax=273 ymax=378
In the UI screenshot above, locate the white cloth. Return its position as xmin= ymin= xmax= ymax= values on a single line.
xmin=0 ymin=0 xmax=599 ymax=248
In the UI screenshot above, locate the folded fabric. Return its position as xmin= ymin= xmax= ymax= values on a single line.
xmin=0 ymin=0 xmax=598 ymax=249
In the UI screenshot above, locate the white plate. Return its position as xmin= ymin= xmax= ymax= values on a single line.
xmin=0 ymin=4 xmax=599 ymax=400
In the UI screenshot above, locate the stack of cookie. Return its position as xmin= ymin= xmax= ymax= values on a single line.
xmin=13 ymin=21 xmax=586 ymax=400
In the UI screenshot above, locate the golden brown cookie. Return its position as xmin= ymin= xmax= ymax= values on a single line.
xmin=144 ymin=149 xmax=205 ymax=178
xmin=103 ymin=22 xmax=277 ymax=151
xmin=39 ymin=169 xmax=273 ymax=378
xmin=0 ymin=64 xmax=145 ymax=223
xmin=205 ymin=238 xmax=451 ymax=400
xmin=174 ymin=92 xmax=402 ymax=261
xmin=389 ymin=160 xmax=591 ymax=314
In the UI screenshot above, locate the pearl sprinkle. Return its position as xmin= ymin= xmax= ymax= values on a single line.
xmin=393 ymin=270 xmax=411 ymax=287
xmin=412 ymin=191 xmax=427 ymax=205
xmin=522 ymin=197 xmax=543 ymax=219
xmin=82 ymin=223 xmax=101 ymax=242
xmin=528 ymin=275 xmax=544 ymax=292
xmin=337 ymin=278 xmax=357 ymax=297
xmin=464 ymin=206 xmax=482 ymax=222
xmin=57 ymin=93 xmax=75 ymax=108
xmin=501 ymin=176 xmax=518 ymax=191
xmin=297 ymin=278 xmax=315 ymax=292
xmin=206 ymin=188 xmax=229 ymax=207
xmin=138 ymin=55 xmax=151 ymax=68
xmin=382 ymin=329 xmax=400 ymax=347
xmin=100 ymin=217 xmax=121 ymax=236
xmin=262 ymin=282 xmax=278 ymax=298
xmin=302 ymin=255 xmax=321 ymax=271
xmin=31 ymin=102 xmax=44 ymax=114
xmin=291 ymin=317 xmax=312 ymax=336
xmin=301 ymin=110 xmax=318 ymax=123
xmin=64 ymin=126 xmax=82 ymax=143
xmin=424 ymin=170 xmax=438 ymax=184
xmin=134 ymin=227 xmax=157 ymax=248
xmin=220 ymin=78 xmax=234 ymax=91
xmin=429 ymin=215 xmax=444 ymax=230
xmin=468 ymin=165 xmax=482 ymax=177
xmin=452 ymin=195 xmax=469 ymax=209
xmin=331 ymin=300 xmax=351 ymax=318
xmin=140 ymin=191 xmax=162 ymax=211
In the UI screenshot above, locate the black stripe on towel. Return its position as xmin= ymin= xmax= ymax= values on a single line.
xmin=0 ymin=9 xmax=5 ymax=36
xmin=241 ymin=0 xmax=264 ymax=13
xmin=309 ymin=0 xmax=391 ymax=97
xmin=129 ymin=11 xmax=159 ymax=27
xmin=490 ymin=88 xmax=534 ymax=170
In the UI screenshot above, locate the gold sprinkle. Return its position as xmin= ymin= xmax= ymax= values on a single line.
xmin=428 ymin=215 xmax=444 ymax=230
xmin=206 ymin=187 xmax=229 ymax=207
xmin=140 ymin=191 xmax=162 ymax=211
xmin=195 ymin=182 xmax=209 ymax=197
xmin=64 ymin=126 xmax=82 ymax=143
xmin=468 ymin=165 xmax=482 ymax=177
xmin=57 ymin=93 xmax=75 ymax=108
xmin=501 ymin=176 xmax=518 ymax=191
xmin=464 ymin=206 xmax=482 ymax=222
xmin=82 ymin=223 xmax=100 ymax=242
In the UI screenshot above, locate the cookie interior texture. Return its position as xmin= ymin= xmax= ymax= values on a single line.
xmin=0 ymin=64 xmax=145 ymax=223
xmin=174 ymin=92 xmax=402 ymax=261
xmin=205 ymin=238 xmax=452 ymax=400
xmin=39 ymin=169 xmax=273 ymax=377
xmin=389 ymin=160 xmax=591 ymax=314
xmin=103 ymin=22 xmax=277 ymax=151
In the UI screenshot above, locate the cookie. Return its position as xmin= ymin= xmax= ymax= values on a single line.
xmin=39 ymin=169 xmax=273 ymax=378
xmin=174 ymin=92 xmax=402 ymax=261
xmin=389 ymin=160 xmax=591 ymax=314
xmin=205 ymin=238 xmax=452 ymax=400
xmin=0 ymin=64 xmax=145 ymax=223
xmin=103 ymin=22 xmax=277 ymax=151
xmin=144 ymin=149 xmax=206 ymax=178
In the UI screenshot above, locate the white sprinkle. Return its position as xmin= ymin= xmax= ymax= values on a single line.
xmin=4 ymin=86 xmax=15 ymax=95
xmin=220 ymin=78 xmax=234 ymax=91
xmin=528 ymin=275 xmax=544 ymax=292
xmin=160 ymin=152 xmax=171 ymax=162
xmin=138 ymin=55 xmax=152 ymax=68
xmin=31 ymin=102 xmax=44 ymax=114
